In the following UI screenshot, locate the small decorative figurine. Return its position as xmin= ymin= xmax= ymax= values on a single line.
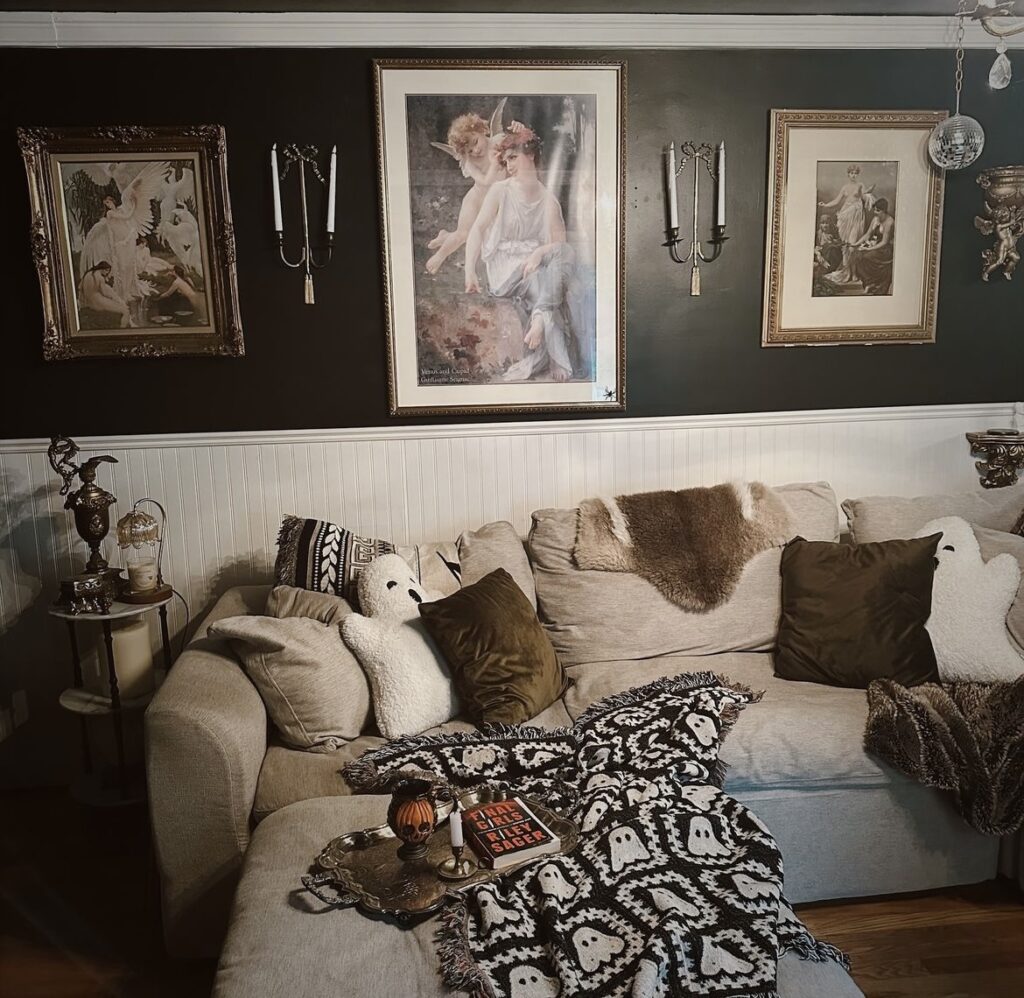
xmin=975 ymin=166 xmax=1024 ymax=282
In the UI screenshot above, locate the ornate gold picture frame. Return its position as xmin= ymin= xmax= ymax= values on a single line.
xmin=375 ymin=59 xmax=625 ymax=416
xmin=18 ymin=124 xmax=243 ymax=360
xmin=763 ymin=109 xmax=947 ymax=347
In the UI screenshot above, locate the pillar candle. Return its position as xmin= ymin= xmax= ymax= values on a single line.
xmin=666 ymin=142 xmax=679 ymax=231
xmin=450 ymin=804 xmax=464 ymax=848
xmin=88 ymin=617 xmax=156 ymax=701
xmin=271 ymin=143 xmax=283 ymax=233
xmin=715 ymin=142 xmax=726 ymax=228
xmin=327 ymin=145 xmax=337 ymax=235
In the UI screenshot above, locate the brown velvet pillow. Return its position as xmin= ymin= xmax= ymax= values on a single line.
xmin=419 ymin=568 xmax=569 ymax=725
xmin=775 ymin=535 xmax=940 ymax=689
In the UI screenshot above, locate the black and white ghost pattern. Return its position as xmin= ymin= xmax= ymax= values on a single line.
xmin=344 ymin=671 xmax=849 ymax=997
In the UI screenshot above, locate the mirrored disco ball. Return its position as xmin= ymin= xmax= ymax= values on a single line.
xmin=928 ymin=114 xmax=986 ymax=170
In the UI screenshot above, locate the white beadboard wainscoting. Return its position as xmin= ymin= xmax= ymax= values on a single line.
xmin=0 ymin=400 xmax=1020 ymax=784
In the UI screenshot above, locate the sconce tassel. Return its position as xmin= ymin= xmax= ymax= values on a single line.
xmin=690 ymin=266 xmax=701 ymax=297
xmin=304 ymin=274 xmax=315 ymax=305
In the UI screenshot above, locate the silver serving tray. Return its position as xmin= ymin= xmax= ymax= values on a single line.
xmin=306 ymin=786 xmax=579 ymax=921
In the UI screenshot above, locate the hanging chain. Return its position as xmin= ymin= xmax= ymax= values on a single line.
xmin=954 ymin=0 xmax=969 ymax=114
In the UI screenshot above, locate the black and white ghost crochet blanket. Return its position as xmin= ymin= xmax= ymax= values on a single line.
xmin=343 ymin=672 xmax=848 ymax=998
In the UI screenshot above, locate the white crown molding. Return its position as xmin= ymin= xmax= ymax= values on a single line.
xmin=1 ymin=11 xmax=1021 ymax=49
xmin=2 ymin=402 xmax=1017 ymax=455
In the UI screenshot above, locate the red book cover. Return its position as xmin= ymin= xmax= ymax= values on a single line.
xmin=462 ymin=797 xmax=561 ymax=870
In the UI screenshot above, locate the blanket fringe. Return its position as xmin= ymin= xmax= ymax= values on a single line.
xmin=435 ymin=896 xmax=496 ymax=998
xmin=782 ymin=937 xmax=852 ymax=973
xmin=273 ymin=514 xmax=303 ymax=584
xmin=573 ymin=670 xmax=763 ymax=730
xmin=342 ymin=723 xmax=572 ymax=792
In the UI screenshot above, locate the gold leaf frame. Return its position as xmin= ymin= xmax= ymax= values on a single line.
xmin=374 ymin=59 xmax=626 ymax=417
xmin=762 ymin=109 xmax=947 ymax=348
xmin=17 ymin=124 xmax=244 ymax=360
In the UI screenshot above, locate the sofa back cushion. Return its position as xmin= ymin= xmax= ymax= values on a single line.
xmin=458 ymin=520 xmax=537 ymax=608
xmin=842 ymin=484 xmax=1024 ymax=544
xmin=528 ymin=482 xmax=839 ymax=667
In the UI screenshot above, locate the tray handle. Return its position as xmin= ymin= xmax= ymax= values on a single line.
xmin=301 ymin=871 xmax=359 ymax=909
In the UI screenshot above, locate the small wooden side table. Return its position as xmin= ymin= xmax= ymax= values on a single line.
xmin=49 ymin=597 xmax=174 ymax=806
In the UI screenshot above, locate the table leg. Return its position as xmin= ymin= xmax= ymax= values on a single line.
xmin=65 ymin=620 xmax=92 ymax=774
xmin=158 ymin=602 xmax=173 ymax=671
xmin=101 ymin=620 xmax=128 ymax=800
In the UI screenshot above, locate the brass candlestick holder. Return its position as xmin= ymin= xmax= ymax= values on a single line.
xmin=436 ymin=842 xmax=476 ymax=881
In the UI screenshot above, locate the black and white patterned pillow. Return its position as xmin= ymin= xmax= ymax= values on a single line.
xmin=274 ymin=515 xmax=461 ymax=610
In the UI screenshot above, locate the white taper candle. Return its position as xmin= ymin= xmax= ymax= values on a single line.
xmin=666 ymin=142 xmax=679 ymax=231
xmin=715 ymin=141 xmax=726 ymax=229
xmin=450 ymin=803 xmax=464 ymax=848
xmin=327 ymin=144 xmax=337 ymax=235
xmin=271 ymin=143 xmax=283 ymax=233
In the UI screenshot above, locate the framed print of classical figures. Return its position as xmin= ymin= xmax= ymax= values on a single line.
xmin=762 ymin=110 xmax=947 ymax=347
xmin=374 ymin=59 xmax=625 ymax=416
xmin=18 ymin=124 xmax=243 ymax=360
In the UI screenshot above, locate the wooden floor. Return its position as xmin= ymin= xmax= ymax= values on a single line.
xmin=3 ymin=788 xmax=1022 ymax=997
xmin=798 ymin=883 xmax=1024 ymax=998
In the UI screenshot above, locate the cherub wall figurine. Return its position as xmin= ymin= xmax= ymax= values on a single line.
xmin=425 ymin=97 xmax=509 ymax=275
xmin=975 ymin=202 xmax=1024 ymax=282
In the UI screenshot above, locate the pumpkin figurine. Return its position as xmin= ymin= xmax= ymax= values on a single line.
xmin=387 ymin=778 xmax=439 ymax=861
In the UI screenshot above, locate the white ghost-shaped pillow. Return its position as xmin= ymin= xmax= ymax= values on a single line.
xmin=915 ymin=517 xmax=1024 ymax=682
xmin=341 ymin=554 xmax=459 ymax=737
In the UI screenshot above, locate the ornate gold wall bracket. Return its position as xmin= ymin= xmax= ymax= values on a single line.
xmin=966 ymin=428 xmax=1024 ymax=488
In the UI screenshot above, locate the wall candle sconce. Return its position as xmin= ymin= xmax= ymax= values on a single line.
xmin=663 ymin=141 xmax=728 ymax=296
xmin=271 ymin=142 xmax=336 ymax=304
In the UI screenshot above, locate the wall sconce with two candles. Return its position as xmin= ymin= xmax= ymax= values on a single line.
xmin=271 ymin=142 xmax=337 ymax=304
xmin=663 ymin=141 xmax=728 ymax=296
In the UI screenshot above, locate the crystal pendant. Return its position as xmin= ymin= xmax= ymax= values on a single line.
xmin=990 ymin=41 xmax=1012 ymax=91
xmin=928 ymin=114 xmax=986 ymax=171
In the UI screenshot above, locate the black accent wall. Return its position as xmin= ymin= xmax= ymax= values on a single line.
xmin=2 ymin=47 xmax=1021 ymax=440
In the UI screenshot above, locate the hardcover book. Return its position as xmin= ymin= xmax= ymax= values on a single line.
xmin=462 ymin=797 xmax=561 ymax=870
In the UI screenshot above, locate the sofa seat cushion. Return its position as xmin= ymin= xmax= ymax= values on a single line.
xmin=215 ymin=796 xmax=863 ymax=998
xmin=563 ymin=653 xmax=905 ymax=793
xmin=252 ymin=702 xmax=573 ymax=822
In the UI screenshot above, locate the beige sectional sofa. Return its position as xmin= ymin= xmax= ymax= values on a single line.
xmin=145 ymin=481 xmax=1023 ymax=987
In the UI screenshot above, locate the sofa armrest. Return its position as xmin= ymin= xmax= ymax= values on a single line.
xmin=145 ymin=588 xmax=269 ymax=959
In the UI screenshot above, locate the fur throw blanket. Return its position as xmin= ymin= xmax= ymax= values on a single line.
xmin=344 ymin=673 xmax=848 ymax=998
xmin=864 ymin=676 xmax=1024 ymax=836
xmin=573 ymin=482 xmax=792 ymax=612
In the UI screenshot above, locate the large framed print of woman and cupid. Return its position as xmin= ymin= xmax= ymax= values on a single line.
xmin=375 ymin=60 xmax=625 ymax=416
xmin=762 ymin=109 xmax=947 ymax=348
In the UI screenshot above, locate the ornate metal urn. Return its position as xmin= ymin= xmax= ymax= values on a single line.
xmin=975 ymin=165 xmax=1024 ymax=281
xmin=47 ymin=434 xmax=119 ymax=575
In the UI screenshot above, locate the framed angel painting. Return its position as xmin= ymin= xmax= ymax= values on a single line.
xmin=17 ymin=125 xmax=243 ymax=360
xmin=374 ymin=60 xmax=625 ymax=416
